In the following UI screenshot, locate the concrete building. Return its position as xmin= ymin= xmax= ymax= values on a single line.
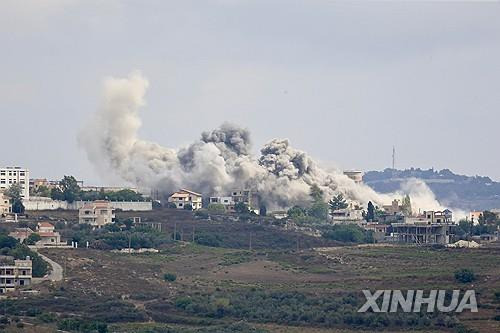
xmin=79 ymin=200 xmax=115 ymax=228
xmin=343 ymin=170 xmax=364 ymax=184
xmin=0 ymin=258 xmax=32 ymax=293
xmin=0 ymin=167 xmax=29 ymax=200
xmin=392 ymin=210 xmax=455 ymax=245
xmin=36 ymin=222 xmax=62 ymax=245
xmin=168 ymin=189 xmax=202 ymax=210
xmin=230 ymin=189 xmax=260 ymax=213
xmin=0 ymin=192 xmax=11 ymax=215
xmin=383 ymin=199 xmax=403 ymax=216
xmin=331 ymin=208 xmax=364 ymax=223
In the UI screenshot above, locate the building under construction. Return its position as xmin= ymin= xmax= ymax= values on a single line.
xmin=391 ymin=210 xmax=455 ymax=245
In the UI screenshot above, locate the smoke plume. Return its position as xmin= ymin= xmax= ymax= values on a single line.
xmin=79 ymin=71 xmax=445 ymax=211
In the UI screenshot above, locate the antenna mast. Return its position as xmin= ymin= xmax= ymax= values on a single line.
xmin=392 ymin=146 xmax=396 ymax=169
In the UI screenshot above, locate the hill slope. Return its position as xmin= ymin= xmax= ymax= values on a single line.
xmin=363 ymin=168 xmax=500 ymax=211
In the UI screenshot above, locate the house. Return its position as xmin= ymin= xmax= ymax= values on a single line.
xmin=36 ymin=222 xmax=62 ymax=245
xmin=469 ymin=211 xmax=482 ymax=225
xmin=9 ymin=228 xmax=34 ymax=243
xmin=0 ymin=257 xmax=32 ymax=293
xmin=168 ymin=189 xmax=202 ymax=210
xmin=79 ymin=200 xmax=115 ymax=228
xmin=0 ymin=167 xmax=30 ymax=200
xmin=383 ymin=199 xmax=403 ymax=216
xmin=331 ymin=208 xmax=364 ymax=223
xmin=270 ymin=211 xmax=288 ymax=219
xmin=0 ymin=192 xmax=11 ymax=215
xmin=363 ymin=223 xmax=390 ymax=242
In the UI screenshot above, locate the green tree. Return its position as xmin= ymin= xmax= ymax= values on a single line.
xmin=6 ymin=184 xmax=25 ymax=214
xmin=259 ymin=204 xmax=267 ymax=216
xmin=454 ymin=268 xmax=476 ymax=283
xmin=184 ymin=203 xmax=193 ymax=211
xmin=329 ymin=193 xmax=348 ymax=212
xmin=287 ymin=205 xmax=306 ymax=219
xmin=234 ymin=202 xmax=249 ymax=214
xmin=50 ymin=187 xmax=64 ymax=201
xmin=60 ymin=176 xmax=81 ymax=203
xmin=0 ymin=235 xmax=18 ymax=248
xmin=25 ymin=233 xmax=41 ymax=245
xmin=308 ymin=201 xmax=329 ymax=220
xmin=309 ymin=184 xmax=323 ymax=202
xmin=366 ymin=201 xmax=375 ymax=221
xmin=34 ymin=185 xmax=51 ymax=197
xmin=401 ymin=195 xmax=412 ymax=216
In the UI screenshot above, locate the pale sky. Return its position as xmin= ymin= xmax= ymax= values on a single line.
xmin=1 ymin=0 xmax=500 ymax=185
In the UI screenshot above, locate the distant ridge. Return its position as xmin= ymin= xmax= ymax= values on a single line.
xmin=363 ymin=168 xmax=500 ymax=211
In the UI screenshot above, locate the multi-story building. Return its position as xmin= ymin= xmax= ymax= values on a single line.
xmin=36 ymin=222 xmax=62 ymax=245
xmin=79 ymin=200 xmax=115 ymax=228
xmin=0 ymin=192 xmax=11 ymax=215
xmin=392 ymin=210 xmax=455 ymax=245
xmin=9 ymin=228 xmax=34 ymax=243
xmin=0 ymin=167 xmax=29 ymax=200
xmin=168 ymin=189 xmax=202 ymax=210
xmin=0 ymin=258 xmax=32 ymax=293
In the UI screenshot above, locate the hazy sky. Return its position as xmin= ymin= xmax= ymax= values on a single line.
xmin=1 ymin=0 xmax=500 ymax=185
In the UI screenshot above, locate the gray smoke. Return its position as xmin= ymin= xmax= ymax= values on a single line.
xmin=79 ymin=71 xmax=445 ymax=211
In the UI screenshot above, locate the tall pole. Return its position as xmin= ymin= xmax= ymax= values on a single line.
xmin=392 ymin=146 xmax=396 ymax=170
xmin=249 ymin=233 xmax=252 ymax=251
xmin=192 ymin=226 xmax=195 ymax=242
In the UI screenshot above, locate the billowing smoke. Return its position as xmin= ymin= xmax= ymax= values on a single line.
xmin=79 ymin=71 xmax=445 ymax=211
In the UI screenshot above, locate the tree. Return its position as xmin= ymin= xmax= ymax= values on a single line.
xmin=287 ymin=205 xmax=307 ymax=219
xmin=366 ymin=201 xmax=375 ymax=221
xmin=0 ymin=235 xmax=18 ymax=249
xmin=479 ymin=211 xmax=498 ymax=225
xmin=235 ymin=202 xmax=249 ymax=214
xmin=329 ymin=193 xmax=348 ymax=212
xmin=454 ymin=268 xmax=476 ymax=283
xmin=401 ymin=195 xmax=412 ymax=216
xmin=60 ymin=176 xmax=81 ymax=203
xmin=6 ymin=184 xmax=25 ymax=214
xmin=309 ymin=184 xmax=323 ymax=202
xmin=25 ymin=233 xmax=41 ymax=245
xmin=308 ymin=201 xmax=329 ymax=220
xmin=184 ymin=203 xmax=193 ymax=211
xmin=259 ymin=204 xmax=267 ymax=216
xmin=50 ymin=187 xmax=64 ymax=201
xmin=34 ymin=185 xmax=51 ymax=197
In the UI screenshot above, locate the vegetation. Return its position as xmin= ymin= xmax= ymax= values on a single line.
xmin=25 ymin=233 xmax=41 ymax=245
xmin=455 ymin=268 xmax=476 ymax=283
xmin=328 ymin=193 xmax=348 ymax=212
xmin=401 ymin=194 xmax=412 ymax=216
xmin=5 ymin=184 xmax=25 ymax=214
xmin=321 ymin=224 xmax=373 ymax=243
xmin=163 ymin=272 xmax=177 ymax=282
xmin=207 ymin=203 xmax=225 ymax=214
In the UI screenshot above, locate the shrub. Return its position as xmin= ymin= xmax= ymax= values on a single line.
xmin=454 ymin=269 xmax=476 ymax=283
xmin=163 ymin=273 xmax=177 ymax=282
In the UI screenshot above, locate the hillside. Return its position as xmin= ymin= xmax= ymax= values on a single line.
xmin=364 ymin=168 xmax=500 ymax=211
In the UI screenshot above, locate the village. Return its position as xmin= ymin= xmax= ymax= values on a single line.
xmin=0 ymin=166 xmax=499 ymax=300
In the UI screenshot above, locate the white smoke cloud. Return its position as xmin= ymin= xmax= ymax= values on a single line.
xmin=79 ymin=71 xmax=448 ymax=212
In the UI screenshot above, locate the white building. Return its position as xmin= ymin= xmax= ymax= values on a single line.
xmin=168 ymin=189 xmax=202 ymax=210
xmin=0 ymin=167 xmax=30 ymax=201
xmin=0 ymin=258 xmax=32 ymax=293
xmin=79 ymin=200 xmax=115 ymax=228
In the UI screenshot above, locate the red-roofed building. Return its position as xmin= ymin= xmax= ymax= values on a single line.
xmin=36 ymin=222 xmax=62 ymax=245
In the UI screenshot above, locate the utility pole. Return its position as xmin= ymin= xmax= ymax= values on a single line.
xmin=392 ymin=146 xmax=396 ymax=170
xmin=174 ymin=223 xmax=177 ymax=241
xmin=249 ymin=233 xmax=252 ymax=251
xmin=128 ymin=232 xmax=132 ymax=254
xmin=192 ymin=225 xmax=195 ymax=242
